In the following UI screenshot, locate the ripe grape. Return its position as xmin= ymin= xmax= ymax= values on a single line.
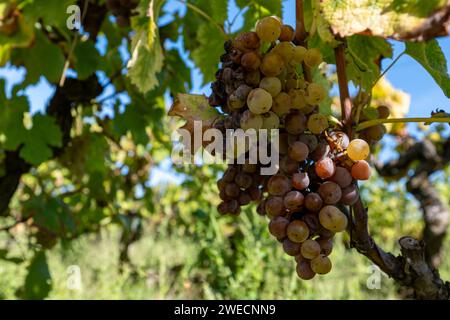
xmin=244 ymin=69 xmax=261 ymax=86
xmin=217 ymin=201 xmax=229 ymax=215
xmin=225 ymin=183 xmax=240 ymax=198
xmin=307 ymin=113 xmax=329 ymax=134
xmin=283 ymin=238 xmax=301 ymax=256
xmin=318 ymin=181 xmax=342 ymax=205
xmin=287 ymin=220 xmax=309 ymax=243
xmin=318 ymin=205 xmax=348 ymax=233
xmin=330 ymin=167 xmax=352 ymax=188
xmin=257 ymin=200 xmax=266 ymax=216
xmin=260 ymin=52 xmax=285 ymax=77
xmin=268 ymin=174 xmax=292 ymax=196
xmin=265 ymin=196 xmax=285 ymax=217
xmin=305 ymin=192 xmax=323 ymax=212
xmin=298 ymin=134 xmax=318 ymax=152
xmin=259 ymin=77 xmax=282 ymax=97
xmin=241 ymin=51 xmax=261 ymax=70
xmin=233 ymin=31 xmax=260 ymax=51
xmin=277 ymin=132 xmax=289 ymax=155
xmin=302 ymin=213 xmax=320 ymax=234
xmin=238 ymin=191 xmax=252 ymax=205
xmin=347 ymin=138 xmax=370 ymax=161
xmin=310 ymin=254 xmax=332 ymax=274
xmin=328 ymin=131 xmax=349 ymax=150
xmin=228 ymin=199 xmax=240 ymax=215
xmin=288 ymin=141 xmax=309 ymax=162
xmin=351 ymin=160 xmax=371 ymax=180
xmin=300 ymin=239 xmax=321 ymax=259
xmin=315 ymin=157 xmax=336 ymax=179
xmin=223 ymin=166 xmax=238 ymax=182
xmin=289 ymin=89 xmax=307 ymax=110
xmin=296 ymin=260 xmax=316 ymax=280
xmin=292 ymin=46 xmax=307 ymax=64
xmin=292 ymin=172 xmax=310 ymax=190
xmin=247 ymin=88 xmax=273 ymax=114
xmin=306 ymin=83 xmax=326 ymax=105
xmin=310 ymin=141 xmax=330 ymax=161
xmin=234 ymin=84 xmax=252 ymax=101
xmin=272 ymin=92 xmax=292 ymax=116
xmin=340 ymin=184 xmax=359 ymax=205
xmin=240 ymin=110 xmax=263 ymax=130
xmin=377 ymin=105 xmax=390 ymax=119
xmin=285 ymin=112 xmax=307 ymax=135
xmin=248 ymin=186 xmax=262 ymax=201
xmin=261 ymin=111 xmax=280 ymax=130
xmin=366 ymin=124 xmax=386 ymax=141
xmin=317 ymin=237 xmax=333 ymax=256
xmin=279 ymin=24 xmax=295 ymax=42
xmin=235 ymin=172 xmax=253 ymax=189
xmin=304 ymin=48 xmax=322 ymax=67
xmin=256 ymin=16 xmax=282 ymax=42
xmin=272 ymin=42 xmax=296 ymax=63
xmin=279 ymin=156 xmax=299 ymax=174
xmin=269 ymin=216 xmax=290 ymax=239
xmin=228 ymin=93 xmax=245 ymax=109
xmin=284 ymin=191 xmax=305 ymax=212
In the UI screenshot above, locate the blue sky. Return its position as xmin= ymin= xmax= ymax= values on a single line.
xmin=0 ymin=0 xmax=449 ymax=186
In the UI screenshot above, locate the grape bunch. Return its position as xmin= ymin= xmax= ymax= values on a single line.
xmin=106 ymin=0 xmax=139 ymax=27
xmin=208 ymin=16 xmax=376 ymax=280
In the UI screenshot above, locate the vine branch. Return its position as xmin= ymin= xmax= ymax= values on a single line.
xmin=334 ymin=43 xmax=353 ymax=136
xmin=356 ymin=117 xmax=450 ymax=131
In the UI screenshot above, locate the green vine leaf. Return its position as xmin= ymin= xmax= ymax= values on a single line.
xmin=127 ymin=0 xmax=165 ymax=93
xmin=405 ymin=39 xmax=450 ymax=98
xmin=20 ymin=251 xmax=52 ymax=300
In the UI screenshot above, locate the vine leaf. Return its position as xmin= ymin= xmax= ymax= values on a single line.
xmin=319 ymin=0 xmax=449 ymax=39
xmin=20 ymin=251 xmax=52 ymax=300
xmin=0 ymin=5 xmax=35 ymax=66
xmin=127 ymin=0 xmax=164 ymax=93
xmin=346 ymin=35 xmax=392 ymax=90
xmin=12 ymin=30 xmax=65 ymax=85
xmin=0 ymin=95 xmax=63 ymax=165
xmin=405 ymin=40 xmax=450 ymax=98
xmin=168 ymin=94 xmax=223 ymax=153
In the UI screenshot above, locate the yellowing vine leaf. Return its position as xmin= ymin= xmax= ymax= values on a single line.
xmin=319 ymin=0 xmax=449 ymax=39
xmin=168 ymin=94 xmax=223 ymax=154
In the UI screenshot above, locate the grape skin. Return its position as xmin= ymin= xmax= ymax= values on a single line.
xmin=296 ymin=260 xmax=316 ymax=280
xmin=318 ymin=181 xmax=342 ymax=205
xmin=292 ymin=172 xmax=310 ymax=190
xmin=347 ymin=138 xmax=370 ymax=161
xmin=284 ymin=191 xmax=305 ymax=212
xmin=288 ymin=141 xmax=309 ymax=162
xmin=300 ymin=239 xmax=321 ymax=259
xmin=315 ymin=157 xmax=336 ymax=179
xmin=318 ymin=205 xmax=348 ymax=233
xmin=269 ymin=216 xmax=290 ymax=239
xmin=351 ymin=160 xmax=371 ymax=180
xmin=259 ymin=77 xmax=282 ymax=97
xmin=247 ymin=88 xmax=273 ymax=114
xmin=286 ymin=220 xmax=309 ymax=243
xmin=256 ymin=16 xmax=281 ymax=42
xmin=330 ymin=166 xmax=352 ymax=188
xmin=310 ymin=254 xmax=332 ymax=274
